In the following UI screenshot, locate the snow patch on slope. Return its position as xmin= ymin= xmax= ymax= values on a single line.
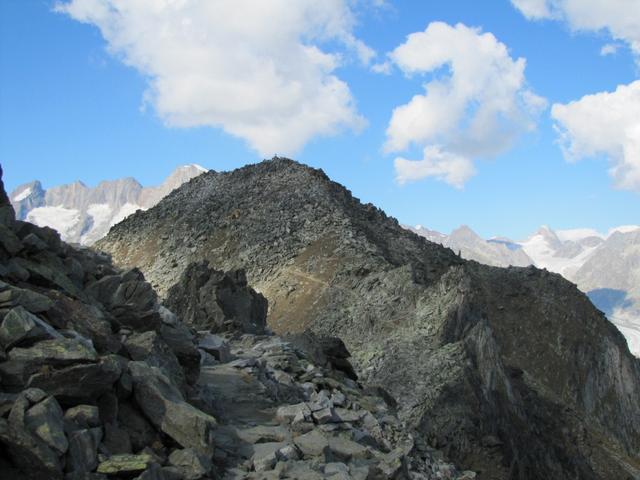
xmin=520 ymin=232 xmax=600 ymax=277
xmin=608 ymin=225 xmax=640 ymax=237
xmin=556 ymin=228 xmax=602 ymax=242
xmin=80 ymin=203 xmax=114 ymax=245
xmin=27 ymin=206 xmax=81 ymax=241
xmin=12 ymin=188 xmax=32 ymax=202
xmin=610 ymin=308 xmax=640 ymax=357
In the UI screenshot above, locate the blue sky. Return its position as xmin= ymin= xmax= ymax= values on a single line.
xmin=1 ymin=0 xmax=638 ymax=239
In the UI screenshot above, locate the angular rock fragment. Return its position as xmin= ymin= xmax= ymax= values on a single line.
xmin=276 ymin=402 xmax=311 ymax=423
xmin=27 ymin=354 xmax=123 ymax=402
xmin=198 ymin=333 xmax=231 ymax=362
xmin=8 ymin=387 xmax=47 ymax=426
xmin=46 ymin=295 xmax=121 ymax=354
xmin=0 ymin=224 xmax=23 ymax=255
xmin=128 ymin=361 xmax=216 ymax=454
xmin=168 ymin=448 xmax=212 ymax=480
xmin=64 ymin=405 xmax=101 ymax=432
xmin=250 ymin=442 xmax=288 ymax=472
xmin=327 ymin=435 xmax=370 ymax=462
xmin=0 ymin=306 xmax=60 ymax=351
xmin=126 ymin=331 xmax=185 ymax=390
xmin=293 ymin=430 xmax=329 ymax=458
xmin=158 ymin=322 xmax=200 ymax=385
xmin=24 ymin=395 xmax=68 ymax=455
xmin=96 ymin=453 xmax=154 ymax=475
xmin=117 ymin=402 xmax=158 ymax=452
xmin=11 ymin=257 xmax=84 ymax=299
xmin=67 ymin=427 xmax=102 ymax=473
xmin=0 ymin=417 xmax=62 ymax=480
xmin=86 ymin=270 xmax=161 ymax=332
xmin=164 ymin=261 xmax=267 ymax=334
xmin=22 ymin=233 xmax=48 ymax=253
xmin=0 ymin=281 xmax=53 ymax=314
xmin=9 ymin=337 xmax=98 ymax=366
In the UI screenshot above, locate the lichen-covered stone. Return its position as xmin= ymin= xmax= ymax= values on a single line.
xmin=24 ymin=395 xmax=68 ymax=455
xmin=96 ymin=453 xmax=153 ymax=475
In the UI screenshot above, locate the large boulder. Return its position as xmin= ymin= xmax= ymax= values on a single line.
xmin=125 ymin=331 xmax=185 ymax=391
xmin=27 ymin=355 xmax=124 ymax=403
xmin=86 ymin=269 xmax=161 ymax=332
xmin=285 ymin=331 xmax=358 ymax=381
xmin=117 ymin=402 xmax=158 ymax=452
xmin=128 ymin=361 xmax=217 ymax=454
xmin=158 ymin=321 xmax=200 ymax=385
xmin=9 ymin=338 xmax=98 ymax=366
xmin=0 ymin=306 xmax=61 ymax=350
xmin=45 ymin=294 xmax=121 ymax=354
xmin=24 ymin=395 xmax=68 ymax=455
xmin=0 ymin=281 xmax=53 ymax=316
xmin=66 ymin=427 xmax=102 ymax=474
xmin=164 ymin=261 xmax=267 ymax=334
xmin=0 ymin=417 xmax=62 ymax=480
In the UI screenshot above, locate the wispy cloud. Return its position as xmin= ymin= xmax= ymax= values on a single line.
xmin=511 ymin=0 xmax=640 ymax=60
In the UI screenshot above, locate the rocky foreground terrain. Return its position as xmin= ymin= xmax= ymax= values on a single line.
xmin=98 ymin=157 xmax=640 ymax=479
xmin=0 ymin=163 xmax=478 ymax=479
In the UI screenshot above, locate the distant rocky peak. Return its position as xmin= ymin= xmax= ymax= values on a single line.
xmin=449 ymin=224 xmax=482 ymax=240
xmin=533 ymin=224 xmax=560 ymax=241
xmin=10 ymin=180 xmax=44 ymax=203
xmin=8 ymin=164 xmax=207 ymax=245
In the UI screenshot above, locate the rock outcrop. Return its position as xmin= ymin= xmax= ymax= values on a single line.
xmin=165 ymin=261 xmax=268 ymax=334
xmin=98 ymin=157 xmax=640 ymax=479
xmin=0 ymin=163 xmax=219 ymax=478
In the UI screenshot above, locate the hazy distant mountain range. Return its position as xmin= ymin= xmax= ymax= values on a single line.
xmin=409 ymin=223 xmax=640 ymax=354
xmin=9 ymin=164 xmax=207 ymax=245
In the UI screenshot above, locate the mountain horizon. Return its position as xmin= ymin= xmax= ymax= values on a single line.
xmin=9 ymin=164 xmax=207 ymax=245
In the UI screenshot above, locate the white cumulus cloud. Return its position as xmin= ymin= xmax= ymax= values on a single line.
xmin=384 ymin=22 xmax=545 ymax=187
xmin=511 ymin=0 xmax=640 ymax=58
xmin=551 ymin=80 xmax=640 ymax=191
xmin=394 ymin=146 xmax=476 ymax=188
xmin=55 ymin=0 xmax=372 ymax=156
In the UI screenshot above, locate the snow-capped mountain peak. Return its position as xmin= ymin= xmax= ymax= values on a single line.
xmin=10 ymin=165 xmax=207 ymax=245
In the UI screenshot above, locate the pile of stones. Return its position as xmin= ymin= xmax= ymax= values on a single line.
xmin=190 ymin=332 xmax=476 ymax=480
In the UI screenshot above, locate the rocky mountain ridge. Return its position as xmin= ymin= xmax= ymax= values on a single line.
xmin=9 ymin=165 xmax=207 ymax=245
xmin=98 ymin=157 xmax=640 ymax=479
xmin=0 ymin=162 xmax=472 ymax=479
xmin=408 ymin=223 xmax=640 ymax=355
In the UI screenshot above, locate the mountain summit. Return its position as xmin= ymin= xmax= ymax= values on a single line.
xmin=98 ymin=157 xmax=640 ymax=479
